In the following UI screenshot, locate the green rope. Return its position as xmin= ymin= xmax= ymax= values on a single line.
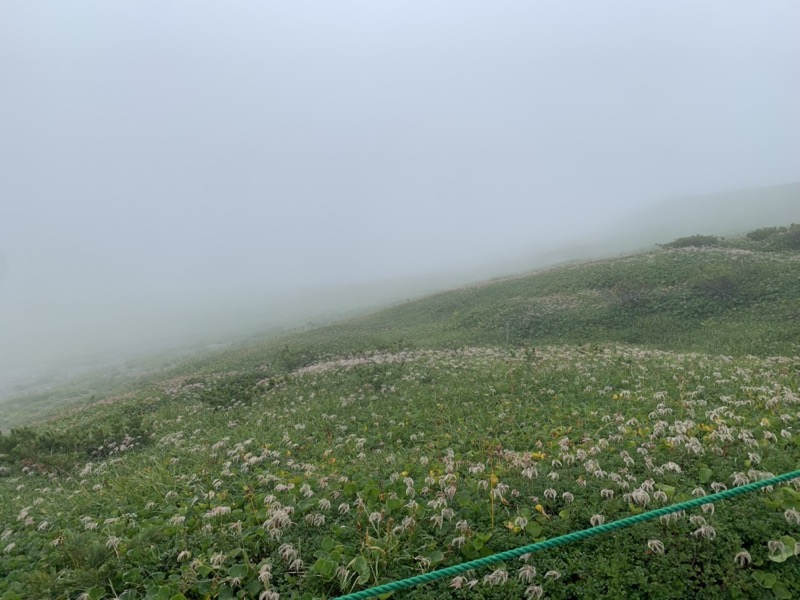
xmin=334 ymin=468 xmax=800 ymax=600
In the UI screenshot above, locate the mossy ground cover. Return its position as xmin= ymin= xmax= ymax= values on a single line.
xmin=1 ymin=228 xmax=800 ymax=599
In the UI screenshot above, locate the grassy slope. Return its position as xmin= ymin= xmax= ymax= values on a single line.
xmin=172 ymin=226 xmax=800 ymax=380
xmin=3 ymin=223 xmax=799 ymax=431
xmin=1 ymin=226 xmax=800 ymax=599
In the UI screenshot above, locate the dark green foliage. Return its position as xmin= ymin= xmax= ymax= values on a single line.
xmin=747 ymin=224 xmax=800 ymax=251
xmin=692 ymin=273 xmax=739 ymax=303
xmin=276 ymin=344 xmax=320 ymax=373
xmin=746 ymin=226 xmax=787 ymax=241
xmin=182 ymin=372 xmax=267 ymax=410
xmin=772 ymin=225 xmax=800 ymax=250
xmin=0 ymin=412 xmax=150 ymax=472
xmin=661 ymin=234 xmax=721 ymax=248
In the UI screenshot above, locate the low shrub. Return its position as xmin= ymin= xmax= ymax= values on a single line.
xmin=746 ymin=226 xmax=786 ymax=241
xmin=661 ymin=235 xmax=720 ymax=249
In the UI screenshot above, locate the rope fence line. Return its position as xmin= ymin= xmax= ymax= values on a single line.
xmin=334 ymin=469 xmax=800 ymax=600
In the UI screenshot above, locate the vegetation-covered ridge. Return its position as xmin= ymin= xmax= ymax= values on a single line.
xmin=210 ymin=224 xmax=800 ymax=375
xmin=1 ymin=225 xmax=800 ymax=599
xmin=2 ymin=224 xmax=799 ymax=431
xmin=3 ymin=344 xmax=800 ymax=599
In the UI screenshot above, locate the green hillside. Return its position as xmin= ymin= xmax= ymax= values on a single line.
xmin=1 ymin=225 xmax=800 ymax=599
xmin=181 ymin=223 xmax=800 ymax=378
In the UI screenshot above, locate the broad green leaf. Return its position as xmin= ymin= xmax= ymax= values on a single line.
xmin=754 ymin=571 xmax=776 ymax=589
xmin=320 ymin=536 xmax=337 ymax=552
xmin=426 ymin=550 xmax=444 ymax=565
xmin=351 ymin=555 xmax=371 ymax=584
xmin=772 ymin=581 xmax=792 ymax=600
xmin=312 ymin=558 xmax=336 ymax=579
xmin=154 ymin=586 xmax=177 ymax=600
xmin=656 ymin=483 xmax=675 ymax=499
xmin=122 ymin=569 xmax=143 ymax=584
xmin=525 ymin=521 xmax=543 ymax=537
xmin=86 ymin=587 xmax=105 ymax=600
xmin=228 ymin=563 xmax=249 ymax=579
xmin=246 ymin=580 xmax=262 ymax=596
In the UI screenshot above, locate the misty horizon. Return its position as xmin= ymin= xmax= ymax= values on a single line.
xmin=2 ymin=1 xmax=799 ymax=393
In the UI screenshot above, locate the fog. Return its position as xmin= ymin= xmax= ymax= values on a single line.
xmin=2 ymin=1 xmax=800 ymax=395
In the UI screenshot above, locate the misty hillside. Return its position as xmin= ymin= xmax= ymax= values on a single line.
xmin=2 ymin=224 xmax=799 ymax=431
xmin=3 ymin=182 xmax=798 ymax=405
xmin=2 ymin=225 xmax=800 ymax=600
xmin=167 ymin=223 xmax=800 ymax=383
xmin=4 ymin=2 xmax=800 ymax=597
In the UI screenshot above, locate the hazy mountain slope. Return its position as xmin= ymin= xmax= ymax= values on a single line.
xmin=2 ymin=183 xmax=796 ymax=407
xmin=26 ymin=224 xmax=786 ymax=418
xmin=498 ymin=182 xmax=800 ymax=271
xmin=2 ymin=224 xmax=798 ymax=431
xmin=615 ymin=182 xmax=800 ymax=245
xmin=3 ymin=225 xmax=800 ymax=600
xmin=231 ymin=227 xmax=800 ymax=375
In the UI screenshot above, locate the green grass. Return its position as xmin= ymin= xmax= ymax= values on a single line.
xmin=2 ymin=226 xmax=800 ymax=599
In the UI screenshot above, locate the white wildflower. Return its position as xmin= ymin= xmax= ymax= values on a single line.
xmin=544 ymin=569 xmax=561 ymax=580
xmin=768 ymin=539 xmax=785 ymax=554
xmin=734 ymin=551 xmax=751 ymax=567
xmin=525 ymin=584 xmax=544 ymax=599
xmin=692 ymin=524 xmax=716 ymax=540
xmin=483 ymin=569 xmax=508 ymax=586
xmin=518 ymin=564 xmax=537 ymax=583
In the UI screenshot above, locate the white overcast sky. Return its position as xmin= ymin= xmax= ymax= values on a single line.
xmin=1 ymin=1 xmax=799 ymax=378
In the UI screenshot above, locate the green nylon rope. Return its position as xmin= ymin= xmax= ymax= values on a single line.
xmin=334 ymin=468 xmax=800 ymax=600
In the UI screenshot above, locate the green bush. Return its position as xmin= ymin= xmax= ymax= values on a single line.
xmin=181 ymin=372 xmax=267 ymax=410
xmin=691 ymin=273 xmax=739 ymax=303
xmin=0 ymin=413 xmax=150 ymax=472
xmin=276 ymin=344 xmax=320 ymax=373
xmin=782 ymin=226 xmax=800 ymax=249
xmin=738 ymin=223 xmax=800 ymax=252
xmin=746 ymin=226 xmax=786 ymax=241
xmin=661 ymin=235 xmax=720 ymax=249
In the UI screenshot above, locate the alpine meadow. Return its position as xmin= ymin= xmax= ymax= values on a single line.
xmin=2 ymin=225 xmax=800 ymax=599
xmin=2 ymin=2 xmax=800 ymax=599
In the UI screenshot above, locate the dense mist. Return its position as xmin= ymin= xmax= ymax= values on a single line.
xmin=2 ymin=1 xmax=799 ymax=396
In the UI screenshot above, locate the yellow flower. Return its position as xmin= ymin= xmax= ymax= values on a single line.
xmin=505 ymin=521 xmax=521 ymax=533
